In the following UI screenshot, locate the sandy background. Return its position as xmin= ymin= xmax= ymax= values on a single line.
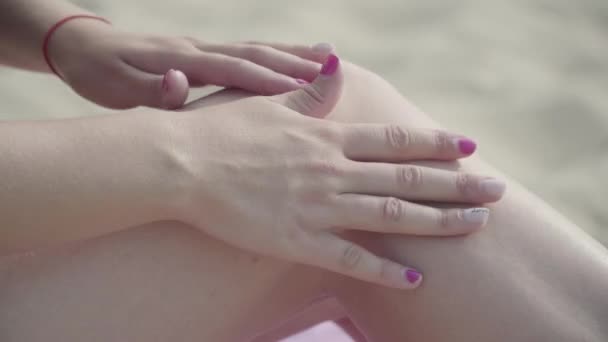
xmin=2 ymin=0 xmax=605 ymax=244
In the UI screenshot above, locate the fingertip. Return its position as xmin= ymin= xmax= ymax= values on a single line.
xmin=320 ymin=54 xmax=340 ymax=76
xmin=379 ymin=259 xmax=423 ymax=290
xmin=461 ymin=207 xmax=490 ymax=230
xmin=312 ymin=42 xmax=335 ymax=55
xmin=403 ymin=268 xmax=423 ymax=289
xmin=479 ymin=179 xmax=507 ymax=202
xmin=454 ymin=137 xmax=477 ymax=155
xmin=162 ymin=69 xmax=189 ymax=109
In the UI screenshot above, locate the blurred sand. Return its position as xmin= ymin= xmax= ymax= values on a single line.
xmin=0 ymin=0 xmax=606 ymax=249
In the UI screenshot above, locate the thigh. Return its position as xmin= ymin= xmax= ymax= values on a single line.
xmin=324 ymin=63 xmax=608 ymax=341
xmin=0 ymin=221 xmax=337 ymax=341
xmin=2 ymin=62 xmax=607 ymax=342
xmin=193 ymin=62 xmax=607 ymax=341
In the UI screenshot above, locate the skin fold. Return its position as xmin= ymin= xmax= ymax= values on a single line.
xmin=1 ymin=61 xmax=606 ymax=341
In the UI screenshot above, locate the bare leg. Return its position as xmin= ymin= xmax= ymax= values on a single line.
xmin=0 ymin=221 xmax=333 ymax=341
xmin=323 ymin=64 xmax=608 ymax=341
xmin=1 ymin=62 xmax=607 ymax=342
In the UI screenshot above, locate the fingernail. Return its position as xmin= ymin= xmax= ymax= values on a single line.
xmin=320 ymin=54 xmax=339 ymax=76
xmin=454 ymin=138 xmax=477 ymax=155
xmin=480 ymin=179 xmax=506 ymax=197
xmin=463 ymin=207 xmax=490 ymax=224
xmin=162 ymin=69 xmax=174 ymax=92
xmin=312 ymin=42 xmax=334 ymax=54
xmin=404 ymin=269 xmax=422 ymax=284
xmin=295 ymin=78 xmax=309 ymax=84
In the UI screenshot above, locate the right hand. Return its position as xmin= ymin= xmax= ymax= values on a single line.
xmin=168 ymin=54 xmax=506 ymax=289
xmin=49 ymin=19 xmax=325 ymax=109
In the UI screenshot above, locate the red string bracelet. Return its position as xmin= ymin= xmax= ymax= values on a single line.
xmin=42 ymin=15 xmax=111 ymax=79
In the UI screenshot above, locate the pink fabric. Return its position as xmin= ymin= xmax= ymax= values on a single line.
xmin=280 ymin=321 xmax=354 ymax=342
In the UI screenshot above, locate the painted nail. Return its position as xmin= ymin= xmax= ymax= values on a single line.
xmin=480 ymin=179 xmax=506 ymax=197
xmin=404 ymin=269 xmax=422 ymax=284
xmin=463 ymin=207 xmax=490 ymax=224
xmin=320 ymin=54 xmax=339 ymax=76
xmin=312 ymin=42 xmax=334 ymax=54
xmin=453 ymin=138 xmax=477 ymax=154
xmin=295 ymin=78 xmax=309 ymax=84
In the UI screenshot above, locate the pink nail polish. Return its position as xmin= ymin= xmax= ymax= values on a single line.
xmin=320 ymin=54 xmax=339 ymax=75
xmin=295 ymin=78 xmax=309 ymax=84
xmin=457 ymin=138 xmax=477 ymax=154
xmin=405 ymin=269 xmax=422 ymax=284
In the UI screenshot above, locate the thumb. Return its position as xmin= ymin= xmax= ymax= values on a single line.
xmin=123 ymin=68 xmax=189 ymax=110
xmin=158 ymin=69 xmax=189 ymax=109
xmin=272 ymin=54 xmax=343 ymax=118
xmin=160 ymin=69 xmax=190 ymax=109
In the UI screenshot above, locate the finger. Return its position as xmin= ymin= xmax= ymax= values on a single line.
xmin=331 ymin=194 xmax=490 ymax=235
xmin=342 ymin=125 xmax=478 ymax=161
xmin=94 ymin=64 xmax=188 ymax=110
xmin=304 ymin=233 xmax=422 ymax=289
xmin=344 ymin=163 xmax=506 ymax=203
xmin=119 ymin=66 xmax=189 ymax=109
xmin=159 ymin=69 xmax=190 ymax=109
xmin=245 ymin=41 xmax=335 ymax=63
xmin=172 ymin=51 xmax=306 ymax=95
xmin=194 ymin=43 xmax=321 ymax=82
xmin=271 ymin=54 xmax=344 ymax=118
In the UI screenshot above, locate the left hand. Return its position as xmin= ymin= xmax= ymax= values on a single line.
xmin=48 ymin=19 xmax=325 ymax=109
xmin=167 ymin=53 xmax=504 ymax=289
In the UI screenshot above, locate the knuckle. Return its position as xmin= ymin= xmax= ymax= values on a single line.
xmin=229 ymin=57 xmax=252 ymax=71
xmin=308 ymin=159 xmax=345 ymax=177
xmin=283 ymin=93 xmax=308 ymax=111
xmin=397 ymin=165 xmax=423 ymax=189
xmin=383 ymin=197 xmax=405 ymax=222
xmin=154 ymin=36 xmax=194 ymax=52
xmin=385 ymin=125 xmax=411 ymax=150
xmin=301 ymin=83 xmax=325 ymax=104
xmin=433 ymin=130 xmax=450 ymax=153
xmin=287 ymin=85 xmax=325 ymax=112
xmin=316 ymin=124 xmax=343 ymax=144
xmin=340 ymin=243 xmax=365 ymax=270
xmin=243 ymin=45 xmax=270 ymax=61
xmin=144 ymin=35 xmax=169 ymax=45
xmin=439 ymin=210 xmax=450 ymax=228
xmin=180 ymin=36 xmax=199 ymax=45
xmin=282 ymin=226 xmax=305 ymax=244
xmin=456 ymin=173 xmax=472 ymax=196
xmin=378 ymin=258 xmax=393 ymax=282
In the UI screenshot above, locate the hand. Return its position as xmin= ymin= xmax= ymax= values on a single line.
xmin=168 ymin=54 xmax=507 ymax=289
xmin=47 ymin=19 xmax=325 ymax=109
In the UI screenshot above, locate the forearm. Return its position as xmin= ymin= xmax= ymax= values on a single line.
xmin=0 ymin=0 xmax=93 ymax=71
xmin=0 ymin=112 xmax=179 ymax=254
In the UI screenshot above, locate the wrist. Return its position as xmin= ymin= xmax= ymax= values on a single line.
xmin=85 ymin=109 xmax=193 ymax=223
xmin=46 ymin=16 xmax=116 ymax=78
xmin=133 ymin=110 xmax=197 ymax=222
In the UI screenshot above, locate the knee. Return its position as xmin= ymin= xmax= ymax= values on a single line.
xmin=340 ymin=61 xmax=392 ymax=90
xmin=326 ymin=59 xmax=430 ymax=125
